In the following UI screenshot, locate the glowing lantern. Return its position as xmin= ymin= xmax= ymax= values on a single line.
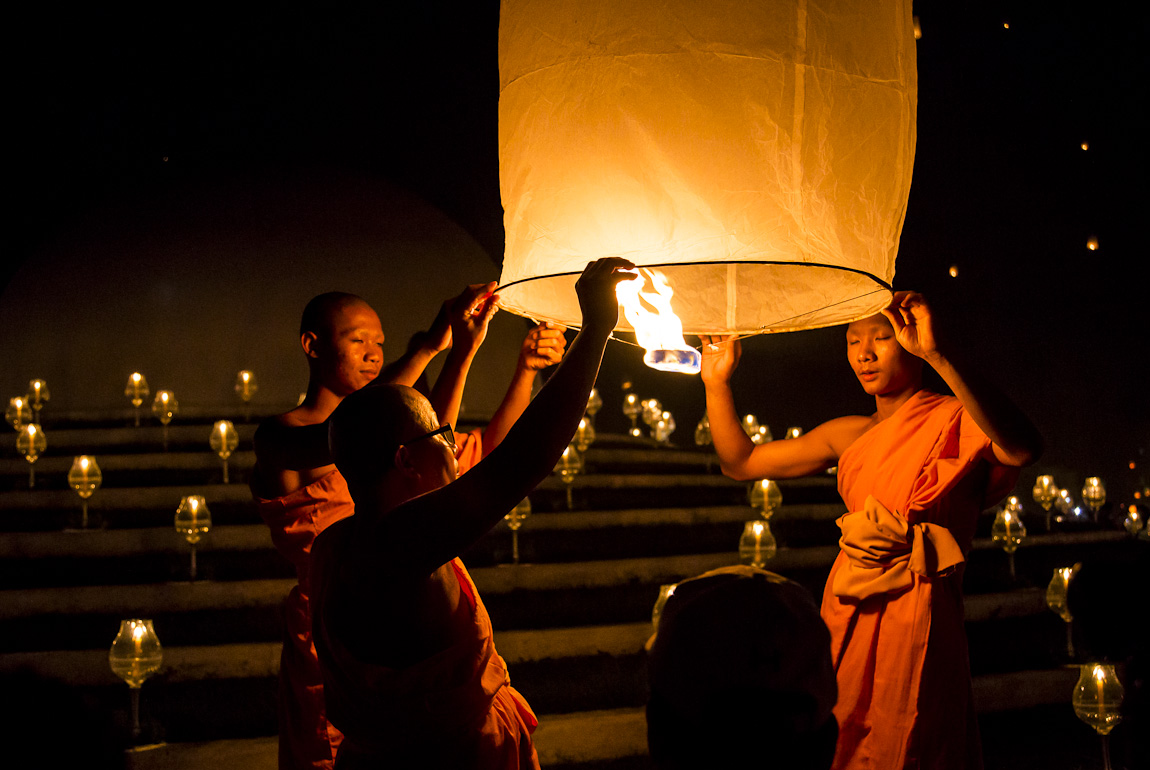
xmin=738 ymin=520 xmax=777 ymax=567
xmin=125 ymin=372 xmax=149 ymax=427
xmin=749 ymin=479 xmax=783 ymax=519
xmin=175 ymin=495 xmax=212 ymax=580
xmin=1046 ymin=563 xmax=1080 ymax=658
xmin=109 ymin=618 xmax=162 ymax=740
xmin=1073 ymin=663 xmax=1123 ymax=769
xmin=991 ymin=501 xmax=1026 ymax=581
xmin=68 ymin=455 xmax=102 ymax=529
xmin=497 ymin=0 xmax=916 ymax=366
xmin=210 ymin=420 xmax=240 ymax=483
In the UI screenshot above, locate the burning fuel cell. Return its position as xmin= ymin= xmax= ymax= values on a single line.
xmin=615 ymin=269 xmax=701 ymax=374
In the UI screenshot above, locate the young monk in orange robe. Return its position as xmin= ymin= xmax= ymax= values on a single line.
xmin=701 ymin=291 xmax=1043 ymax=770
xmin=252 ymin=289 xmax=566 ymax=770
xmin=309 ymin=258 xmax=633 ymax=768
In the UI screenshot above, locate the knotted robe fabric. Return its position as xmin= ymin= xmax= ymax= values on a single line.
xmin=822 ymin=391 xmax=1018 ymax=770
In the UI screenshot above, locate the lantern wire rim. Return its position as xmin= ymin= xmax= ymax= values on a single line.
xmin=494 ymin=260 xmax=893 ymax=348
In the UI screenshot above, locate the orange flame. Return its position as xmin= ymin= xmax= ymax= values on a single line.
xmin=615 ymin=268 xmax=700 ymax=374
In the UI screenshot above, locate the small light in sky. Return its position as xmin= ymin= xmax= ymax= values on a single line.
xmin=163 ymin=156 xmax=169 ymax=162
xmin=1003 ymin=22 xmax=1010 ymax=29
xmin=948 ymin=265 xmax=958 ymax=278
xmin=1086 ymin=237 xmax=1099 ymax=251
xmin=1080 ymin=142 xmax=1089 ymax=151
xmin=913 ymin=16 xmax=922 ymax=40
xmin=1130 ymin=462 xmax=1137 ymax=470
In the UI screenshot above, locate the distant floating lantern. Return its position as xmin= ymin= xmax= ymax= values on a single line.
xmin=948 ymin=265 xmax=959 ymax=278
xmin=497 ymin=0 xmax=916 ymax=369
xmin=125 ymin=373 xmax=150 ymax=427
xmin=1081 ymin=142 xmax=1089 ymax=151
xmin=1086 ymin=237 xmax=1099 ymax=251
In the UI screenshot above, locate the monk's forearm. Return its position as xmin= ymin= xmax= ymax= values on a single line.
xmin=929 ymin=352 xmax=1043 ymax=466
xmin=429 ymin=347 xmax=476 ymax=430
xmin=481 ymin=366 xmax=535 ymax=457
xmin=704 ymin=381 xmax=758 ymax=480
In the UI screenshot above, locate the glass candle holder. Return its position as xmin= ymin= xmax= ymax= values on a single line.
xmin=503 ymin=497 xmax=532 ymax=566
xmin=785 ymin=426 xmax=803 ymax=440
xmin=694 ymin=412 xmax=712 ymax=447
xmin=1081 ymin=477 xmax=1106 ymax=518
xmin=654 ymin=411 xmax=675 ymax=443
xmin=1073 ymin=663 xmax=1124 ymax=770
xmin=27 ymin=379 xmax=49 ymax=424
xmin=125 ymin=373 xmax=150 ymax=427
xmin=67 ymin=455 xmax=103 ymax=529
xmin=6 ymin=397 xmax=30 ymax=431
xmin=574 ymin=417 xmax=596 ymax=453
xmin=1032 ymin=474 xmax=1057 ymax=531
xmin=749 ymin=479 xmax=783 ymax=520
xmin=753 ymin=423 xmax=773 ymax=445
xmin=555 ymin=444 xmax=584 ymax=510
xmin=109 ymin=619 xmax=163 ymax=741
xmin=175 ymin=495 xmax=212 ymax=580
xmin=16 ymin=423 xmax=48 ymax=488
xmin=152 ymin=390 xmax=178 ymax=450
xmin=586 ymin=387 xmax=602 ymax=424
xmin=1046 ymin=564 xmax=1080 ymax=658
xmin=209 ymin=420 xmax=239 ymax=483
xmin=623 ymin=393 xmax=641 ymax=436
xmin=235 ymin=370 xmax=257 ymax=421
xmin=991 ymin=505 xmax=1026 ymax=581
xmin=1122 ymin=504 xmax=1145 ymax=536
xmin=738 ymin=520 xmax=777 ymax=568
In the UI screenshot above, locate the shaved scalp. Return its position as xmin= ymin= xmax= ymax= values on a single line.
xmin=328 ymin=384 xmax=435 ymax=489
xmin=300 ymin=292 xmax=370 ymax=337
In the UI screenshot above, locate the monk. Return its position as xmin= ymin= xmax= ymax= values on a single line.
xmin=700 ymin=291 xmax=1043 ymax=770
xmin=251 ymin=288 xmax=567 ymax=770
xmin=309 ymin=257 xmax=633 ymax=767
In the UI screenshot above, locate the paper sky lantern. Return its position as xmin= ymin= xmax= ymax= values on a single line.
xmin=497 ymin=0 xmax=917 ymax=341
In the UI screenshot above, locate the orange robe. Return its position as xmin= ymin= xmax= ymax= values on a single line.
xmin=822 ymin=391 xmax=1018 ymax=770
xmin=254 ymin=430 xmax=484 ymax=770
xmin=310 ymin=544 xmax=539 ymax=768
xmin=256 ymin=470 xmax=355 ymax=770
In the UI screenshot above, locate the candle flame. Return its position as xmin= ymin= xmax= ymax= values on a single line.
xmin=80 ymin=457 xmax=89 ymax=471
xmin=615 ymin=268 xmax=700 ymax=374
xmin=752 ymin=521 xmax=764 ymax=536
xmin=132 ymin=372 xmax=141 ymax=383
xmin=132 ymin=622 xmax=146 ymax=641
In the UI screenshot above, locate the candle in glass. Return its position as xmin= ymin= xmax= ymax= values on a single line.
xmin=1122 ymin=504 xmax=1144 ymax=536
xmin=694 ymin=412 xmax=712 ymax=447
xmin=991 ymin=505 xmax=1026 ymax=581
xmin=175 ymin=495 xmax=212 ymax=580
xmin=1081 ymin=477 xmax=1106 ymax=519
xmin=1072 ymin=663 xmax=1123 ymax=770
xmin=27 ymin=379 xmax=49 ymax=424
xmin=125 ymin=372 xmax=150 ymax=427
xmin=6 ymin=397 xmax=30 ymax=431
xmin=1045 ymin=564 xmax=1080 ymax=658
xmin=109 ymin=619 xmax=162 ymax=741
xmin=67 ymin=455 xmax=102 ymax=529
xmin=16 ymin=423 xmax=47 ymax=488
xmin=749 ymin=479 xmax=783 ymax=520
xmin=152 ymin=390 xmax=178 ymax=450
xmin=503 ymin=497 xmax=532 ymax=566
xmin=785 ymin=426 xmax=803 ymax=440
xmin=574 ymin=417 xmax=596 ymax=453
xmin=586 ymin=387 xmax=602 ymax=425
xmin=235 ymin=370 xmax=257 ymax=421
xmin=1032 ymin=475 xmax=1057 ymax=531
xmin=623 ymin=393 xmax=641 ymax=437
xmin=209 ymin=420 xmax=239 ymax=483
xmin=738 ymin=520 xmax=776 ymax=567
xmin=654 ymin=411 xmax=675 ymax=444
xmin=555 ymin=444 xmax=583 ymax=510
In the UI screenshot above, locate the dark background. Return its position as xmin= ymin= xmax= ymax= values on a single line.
xmin=5 ymin=1 xmax=1146 ymax=501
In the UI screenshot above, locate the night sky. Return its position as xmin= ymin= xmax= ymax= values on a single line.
xmin=6 ymin=2 xmax=1146 ymax=500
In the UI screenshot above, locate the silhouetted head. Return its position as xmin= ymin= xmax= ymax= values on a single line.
xmin=647 ymin=565 xmax=838 ymax=770
xmin=328 ymin=383 xmax=457 ymax=503
xmin=845 ymin=313 xmax=923 ymax=398
xmin=300 ymin=292 xmax=384 ymax=396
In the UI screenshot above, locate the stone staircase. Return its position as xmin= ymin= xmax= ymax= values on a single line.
xmin=0 ymin=413 xmax=1140 ymax=769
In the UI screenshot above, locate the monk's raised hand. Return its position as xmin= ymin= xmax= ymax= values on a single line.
xmin=700 ymin=334 xmax=741 ymax=384
xmin=519 ymin=322 xmax=567 ymax=371
xmin=575 ymin=257 xmax=636 ymax=334
xmin=448 ymin=281 xmax=499 ymax=354
xmin=882 ymin=291 xmax=940 ymax=362
xmin=426 ymin=300 xmax=453 ymax=353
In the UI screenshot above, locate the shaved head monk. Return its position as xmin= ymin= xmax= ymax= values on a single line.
xmin=308 ymin=258 xmax=634 ymax=768
xmin=252 ymin=285 xmax=565 ymax=770
xmin=701 ymin=292 xmax=1043 ymax=770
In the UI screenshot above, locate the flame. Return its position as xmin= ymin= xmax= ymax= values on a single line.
xmin=615 ymin=268 xmax=700 ymax=374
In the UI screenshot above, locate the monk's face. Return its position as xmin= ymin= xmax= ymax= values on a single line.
xmin=318 ymin=303 xmax=385 ymax=396
xmin=845 ymin=314 xmax=920 ymax=397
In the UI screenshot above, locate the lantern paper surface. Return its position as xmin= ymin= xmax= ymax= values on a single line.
xmin=498 ymin=0 xmax=916 ymax=334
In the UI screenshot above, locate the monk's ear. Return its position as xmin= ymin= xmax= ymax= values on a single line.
xmin=393 ymin=445 xmax=419 ymax=478
xmin=301 ymin=331 xmax=322 ymax=359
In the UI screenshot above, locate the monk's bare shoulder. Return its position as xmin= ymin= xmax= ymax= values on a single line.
xmin=813 ymin=414 xmax=878 ymax=458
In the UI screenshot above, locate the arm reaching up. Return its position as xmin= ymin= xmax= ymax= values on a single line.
xmin=481 ymin=322 xmax=568 ymax=456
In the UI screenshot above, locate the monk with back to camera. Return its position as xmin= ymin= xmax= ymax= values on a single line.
xmin=700 ymin=291 xmax=1043 ymax=770
xmin=309 ymin=257 xmax=634 ymax=767
xmin=251 ymin=285 xmax=567 ymax=770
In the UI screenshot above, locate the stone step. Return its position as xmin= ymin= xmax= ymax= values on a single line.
xmin=112 ymin=667 xmax=1101 ymax=770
